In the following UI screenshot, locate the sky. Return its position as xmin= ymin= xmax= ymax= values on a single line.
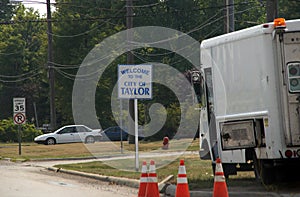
xmin=21 ymin=0 xmax=55 ymax=16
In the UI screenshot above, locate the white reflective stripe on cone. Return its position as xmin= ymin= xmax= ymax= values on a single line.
xmin=178 ymin=166 xmax=186 ymax=174
xmin=147 ymin=177 xmax=158 ymax=183
xmin=140 ymin=177 xmax=148 ymax=183
xmin=177 ymin=177 xmax=188 ymax=184
xmin=215 ymin=164 xmax=223 ymax=173
xmin=214 ymin=175 xmax=226 ymax=182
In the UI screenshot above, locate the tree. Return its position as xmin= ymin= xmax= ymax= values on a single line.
xmin=279 ymin=0 xmax=300 ymax=20
xmin=50 ymin=0 xmax=269 ymax=139
xmin=52 ymin=0 xmax=125 ymax=126
xmin=0 ymin=0 xmax=15 ymax=22
xmin=0 ymin=5 xmax=48 ymax=126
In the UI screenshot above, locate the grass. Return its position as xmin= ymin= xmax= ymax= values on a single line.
xmin=55 ymin=154 xmax=258 ymax=190
xmin=54 ymin=155 xmax=215 ymax=189
xmin=0 ymin=138 xmax=199 ymax=160
xmin=0 ymin=139 xmax=259 ymax=190
xmin=0 ymin=142 xmax=93 ymax=160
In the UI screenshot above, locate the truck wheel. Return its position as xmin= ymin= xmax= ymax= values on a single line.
xmin=253 ymin=159 xmax=274 ymax=184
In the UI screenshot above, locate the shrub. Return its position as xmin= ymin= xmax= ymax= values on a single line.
xmin=0 ymin=118 xmax=43 ymax=142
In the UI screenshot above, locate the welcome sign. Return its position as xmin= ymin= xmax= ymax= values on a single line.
xmin=118 ymin=64 xmax=152 ymax=99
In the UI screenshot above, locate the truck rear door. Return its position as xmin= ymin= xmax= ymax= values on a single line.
xmin=283 ymin=31 xmax=300 ymax=146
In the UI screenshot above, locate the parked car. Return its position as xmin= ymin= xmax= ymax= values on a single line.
xmin=34 ymin=125 xmax=102 ymax=145
xmin=101 ymin=126 xmax=145 ymax=141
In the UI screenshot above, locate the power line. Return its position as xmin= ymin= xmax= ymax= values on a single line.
xmin=49 ymin=6 xmax=125 ymax=38
xmin=0 ymin=68 xmax=41 ymax=78
xmin=0 ymin=72 xmax=42 ymax=83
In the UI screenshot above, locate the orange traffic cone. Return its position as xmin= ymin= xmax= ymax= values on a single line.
xmin=145 ymin=160 xmax=160 ymax=197
xmin=138 ymin=161 xmax=148 ymax=197
xmin=213 ymin=158 xmax=229 ymax=197
xmin=175 ymin=159 xmax=190 ymax=197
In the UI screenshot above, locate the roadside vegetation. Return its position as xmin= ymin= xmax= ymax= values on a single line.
xmin=0 ymin=138 xmax=199 ymax=160
xmin=54 ymin=154 xmax=257 ymax=190
xmin=0 ymin=139 xmax=258 ymax=189
xmin=0 ymin=119 xmax=42 ymax=143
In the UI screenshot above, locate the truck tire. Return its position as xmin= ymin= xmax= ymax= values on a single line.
xmin=253 ymin=158 xmax=274 ymax=184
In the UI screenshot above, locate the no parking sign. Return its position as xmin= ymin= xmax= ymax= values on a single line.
xmin=13 ymin=98 xmax=26 ymax=125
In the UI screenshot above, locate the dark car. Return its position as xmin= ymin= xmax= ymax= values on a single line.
xmin=101 ymin=126 xmax=128 ymax=141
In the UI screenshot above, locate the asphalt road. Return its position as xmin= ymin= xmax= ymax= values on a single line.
xmin=0 ymin=160 xmax=138 ymax=197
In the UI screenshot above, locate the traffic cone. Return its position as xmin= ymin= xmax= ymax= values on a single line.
xmin=138 ymin=161 xmax=148 ymax=197
xmin=213 ymin=158 xmax=229 ymax=197
xmin=175 ymin=159 xmax=190 ymax=197
xmin=145 ymin=160 xmax=160 ymax=197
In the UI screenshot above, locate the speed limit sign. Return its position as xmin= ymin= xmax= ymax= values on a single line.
xmin=13 ymin=98 xmax=26 ymax=125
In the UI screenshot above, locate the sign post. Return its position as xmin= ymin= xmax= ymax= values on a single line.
xmin=118 ymin=64 xmax=152 ymax=171
xmin=13 ymin=98 xmax=26 ymax=155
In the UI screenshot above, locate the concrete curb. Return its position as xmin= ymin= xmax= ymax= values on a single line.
xmin=47 ymin=166 xmax=140 ymax=188
xmin=45 ymin=165 xmax=174 ymax=193
xmin=46 ymin=166 xmax=282 ymax=197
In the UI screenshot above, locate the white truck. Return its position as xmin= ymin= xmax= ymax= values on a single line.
xmin=199 ymin=18 xmax=300 ymax=184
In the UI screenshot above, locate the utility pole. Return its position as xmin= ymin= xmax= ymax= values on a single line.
xmin=266 ymin=0 xmax=278 ymax=22
xmin=224 ymin=0 xmax=234 ymax=33
xmin=126 ymin=0 xmax=135 ymax=144
xmin=46 ymin=0 xmax=56 ymax=130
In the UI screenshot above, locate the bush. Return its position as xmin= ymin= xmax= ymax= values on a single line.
xmin=0 ymin=118 xmax=43 ymax=142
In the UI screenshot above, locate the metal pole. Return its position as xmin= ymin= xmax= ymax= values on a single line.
xmin=225 ymin=0 xmax=234 ymax=33
xmin=126 ymin=0 xmax=135 ymax=145
xmin=18 ymin=125 xmax=21 ymax=155
xmin=134 ymin=99 xmax=139 ymax=171
xmin=266 ymin=0 xmax=278 ymax=22
xmin=33 ymin=102 xmax=39 ymax=128
xmin=120 ymin=100 xmax=124 ymax=154
xmin=47 ymin=0 xmax=56 ymax=130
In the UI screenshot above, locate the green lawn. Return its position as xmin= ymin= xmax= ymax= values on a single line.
xmin=0 ymin=138 xmax=199 ymax=160
xmin=55 ymin=154 xmax=257 ymax=190
xmin=0 ymin=139 xmax=258 ymax=190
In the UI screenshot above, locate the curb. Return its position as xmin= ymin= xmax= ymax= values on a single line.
xmin=45 ymin=165 xmax=174 ymax=192
xmin=46 ymin=166 xmax=140 ymax=188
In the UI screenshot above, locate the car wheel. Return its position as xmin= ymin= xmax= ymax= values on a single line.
xmin=85 ymin=136 xmax=95 ymax=144
xmin=45 ymin=138 xmax=56 ymax=145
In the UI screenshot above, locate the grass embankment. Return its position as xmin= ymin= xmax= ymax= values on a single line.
xmin=0 ymin=139 xmax=257 ymax=189
xmin=55 ymin=154 xmax=256 ymax=189
xmin=0 ymin=138 xmax=199 ymax=160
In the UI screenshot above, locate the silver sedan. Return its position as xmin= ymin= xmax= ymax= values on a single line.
xmin=34 ymin=125 xmax=102 ymax=145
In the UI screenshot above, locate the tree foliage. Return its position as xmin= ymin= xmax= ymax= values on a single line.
xmin=0 ymin=118 xmax=43 ymax=142
xmin=0 ymin=0 xmax=299 ymax=140
xmin=0 ymin=5 xmax=48 ymax=126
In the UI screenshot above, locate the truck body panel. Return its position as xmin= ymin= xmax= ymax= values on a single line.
xmin=199 ymin=19 xmax=300 ymax=181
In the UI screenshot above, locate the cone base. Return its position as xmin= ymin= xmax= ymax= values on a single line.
xmin=145 ymin=183 xmax=160 ymax=197
xmin=213 ymin=182 xmax=229 ymax=197
xmin=175 ymin=185 xmax=190 ymax=197
xmin=138 ymin=183 xmax=147 ymax=197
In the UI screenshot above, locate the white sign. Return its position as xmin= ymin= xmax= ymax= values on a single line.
xmin=13 ymin=98 xmax=26 ymax=125
xmin=118 ymin=64 xmax=152 ymax=99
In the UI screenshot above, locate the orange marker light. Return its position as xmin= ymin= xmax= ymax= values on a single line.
xmin=274 ymin=18 xmax=286 ymax=28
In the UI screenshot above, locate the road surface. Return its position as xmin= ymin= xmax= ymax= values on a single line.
xmin=0 ymin=160 xmax=137 ymax=197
